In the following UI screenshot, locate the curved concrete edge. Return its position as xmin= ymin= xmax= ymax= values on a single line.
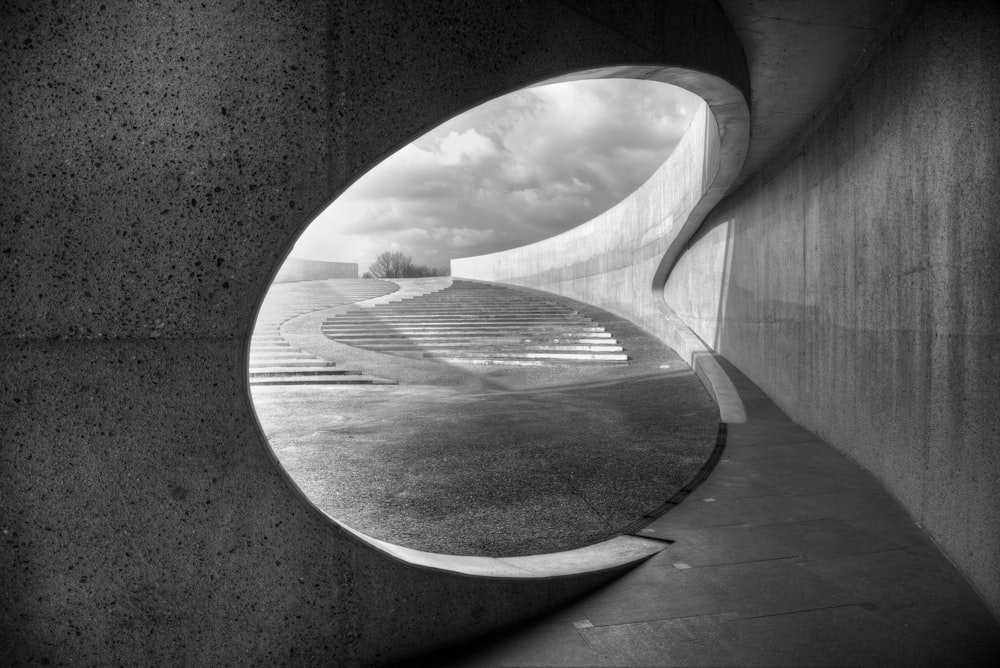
xmin=277 ymin=278 xmax=452 ymax=356
xmin=656 ymin=301 xmax=747 ymax=424
xmin=355 ymin=276 xmax=453 ymax=307
xmin=449 ymin=66 xmax=750 ymax=429
xmin=651 ymin=94 xmax=749 ymax=291
xmin=341 ymin=523 xmax=666 ymax=579
xmin=452 ymin=69 xmax=749 ymax=289
xmin=270 ymin=279 xmax=669 ymax=583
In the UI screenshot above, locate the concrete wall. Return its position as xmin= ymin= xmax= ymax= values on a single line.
xmin=664 ymin=0 xmax=1000 ymax=617
xmin=0 ymin=1 xmax=749 ymax=664
xmin=451 ymin=0 xmax=1000 ymax=620
xmin=452 ymin=91 xmax=751 ymax=419
xmin=453 ymin=100 xmax=713 ymax=328
xmin=273 ymin=257 xmax=358 ymax=283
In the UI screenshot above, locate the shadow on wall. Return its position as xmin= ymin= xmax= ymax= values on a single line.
xmin=661 ymin=0 xmax=1000 ymax=619
xmin=662 ymin=216 xmax=736 ymax=351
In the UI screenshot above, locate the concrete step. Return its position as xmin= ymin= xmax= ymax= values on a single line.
xmin=406 ymin=350 xmax=629 ymax=361
xmin=324 ymin=334 xmax=616 ymax=344
xmin=357 ymin=306 xmax=574 ymax=313
xmin=323 ymin=325 xmax=610 ymax=334
xmin=248 ymin=350 xmax=312 ymax=358
xmin=249 ymin=359 xmax=338 ymax=368
xmin=323 ymin=321 xmax=603 ymax=330
xmin=304 ymin=279 xmax=631 ymax=368
xmin=249 ymin=375 xmax=397 ymax=386
xmin=251 ymin=344 xmax=293 ymax=352
xmin=521 ymin=335 xmax=614 ymax=343
xmin=431 ymin=357 xmax=630 ymax=367
xmin=355 ymin=343 xmax=625 ymax=353
xmin=327 ymin=313 xmax=588 ymax=321
xmin=249 ymin=366 xmax=362 ymax=376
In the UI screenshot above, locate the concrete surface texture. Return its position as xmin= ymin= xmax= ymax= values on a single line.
xmin=272 ymin=257 xmax=359 ymax=283
xmin=452 ymin=0 xmax=1000 ymax=624
xmin=0 ymin=0 xmax=751 ymax=665
xmin=664 ymin=0 xmax=1000 ymax=619
xmin=5 ymin=1 xmax=997 ymax=666
xmin=414 ymin=360 xmax=1000 ymax=667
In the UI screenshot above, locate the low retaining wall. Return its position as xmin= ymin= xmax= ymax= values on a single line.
xmin=273 ymin=257 xmax=358 ymax=282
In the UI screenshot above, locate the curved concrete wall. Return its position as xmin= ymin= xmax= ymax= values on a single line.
xmin=273 ymin=258 xmax=358 ymax=283
xmin=665 ymin=0 xmax=1000 ymax=617
xmin=0 ymin=0 xmax=749 ymax=664
xmin=453 ymin=99 xmax=713 ymax=319
xmin=452 ymin=88 xmax=751 ymax=420
xmin=450 ymin=0 xmax=1000 ymax=621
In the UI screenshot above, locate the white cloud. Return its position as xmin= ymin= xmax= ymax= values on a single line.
xmin=437 ymin=129 xmax=498 ymax=166
xmin=291 ymin=78 xmax=700 ymax=271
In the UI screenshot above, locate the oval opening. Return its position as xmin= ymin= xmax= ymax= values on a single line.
xmin=248 ymin=75 xmax=722 ymax=559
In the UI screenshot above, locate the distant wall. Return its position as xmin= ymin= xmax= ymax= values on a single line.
xmin=664 ymin=0 xmax=1000 ymax=617
xmin=273 ymin=257 xmax=358 ymax=282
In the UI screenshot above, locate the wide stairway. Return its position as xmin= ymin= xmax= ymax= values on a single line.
xmin=320 ymin=280 xmax=629 ymax=366
xmin=249 ymin=279 xmax=400 ymax=385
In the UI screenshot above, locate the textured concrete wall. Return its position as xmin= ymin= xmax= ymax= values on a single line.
xmin=273 ymin=258 xmax=358 ymax=283
xmin=0 ymin=0 xmax=748 ymax=664
xmin=664 ymin=0 xmax=1000 ymax=617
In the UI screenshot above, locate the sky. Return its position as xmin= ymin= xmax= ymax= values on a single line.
xmin=290 ymin=78 xmax=701 ymax=272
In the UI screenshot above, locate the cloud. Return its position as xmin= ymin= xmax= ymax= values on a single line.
xmin=291 ymin=78 xmax=700 ymax=271
xmin=437 ymin=129 xmax=500 ymax=166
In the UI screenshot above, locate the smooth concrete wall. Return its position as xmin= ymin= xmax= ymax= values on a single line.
xmin=452 ymin=95 xmax=752 ymax=421
xmin=453 ymin=100 xmax=711 ymax=326
xmin=273 ymin=257 xmax=358 ymax=283
xmin=0 ymin=1 xmax=749 ymax=664
xmin=664 ymin=0 xmax=1000 ymax=617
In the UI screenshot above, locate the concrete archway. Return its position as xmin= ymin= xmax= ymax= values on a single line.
xmin=1 ymin=2 xmax=748 ymax=665
xmin=10 ymin=1 xmax=997 ymax=664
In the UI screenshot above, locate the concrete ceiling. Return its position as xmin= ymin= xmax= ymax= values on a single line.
xmin=718 ymin=0 xmax=916 ymax=185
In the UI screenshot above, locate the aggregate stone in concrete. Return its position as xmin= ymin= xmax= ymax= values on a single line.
xmin=0 ymin=0 xmax=752 ymax=662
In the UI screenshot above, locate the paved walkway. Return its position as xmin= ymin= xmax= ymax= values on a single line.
xmin=408 ymin=359 xmax=1000 ymax=666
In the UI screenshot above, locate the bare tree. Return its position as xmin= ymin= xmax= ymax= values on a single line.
xmin=368 ymin=251 xmax=450 ymax=278
xmin=368 ymin=251 xmax=414 ymax=278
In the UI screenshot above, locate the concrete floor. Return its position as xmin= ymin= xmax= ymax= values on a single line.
xmin=249 ymin=281 xmax=999 ymax=664
xmin=402 ymin=360 xmax=1000 ymax=667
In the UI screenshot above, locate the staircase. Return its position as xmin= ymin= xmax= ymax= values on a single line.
xmin=320 ymin=280 xmax=629 ymax=366
xmin=249 ymin=279 xmax=400 ymax=385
